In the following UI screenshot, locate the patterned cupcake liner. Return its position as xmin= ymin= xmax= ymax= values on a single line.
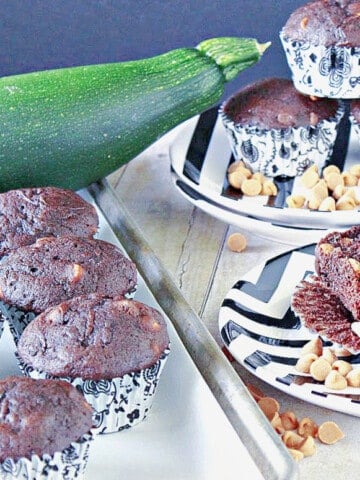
xmin=280 ymin=32 xmax=360 ymax=99
xmin=0 ymin=431 xmax=93 ymax=480
xmin=219 ymin=102 xmax=344 ymax=178
xmin=0 ymin=301 xmax=36 ymax=345
xmin=17 ymin=347 xmax=170 ymax=435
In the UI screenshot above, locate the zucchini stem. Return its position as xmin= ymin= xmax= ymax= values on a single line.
xmin=196 ymin=37 xmax=271 ymax=81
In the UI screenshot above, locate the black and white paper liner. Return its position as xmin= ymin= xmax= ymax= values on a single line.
xmin=0 ymin=302 xmax=36 ymax=346
xmin=0 ymin=431 xmax=93 ymax=480
xmin=280 ymin=33 xmax=360 ymax=99
xmin=219 ymin=102 xmax=344 ymax=178
xmin=17 ymin=348 xmax=170 ymax=435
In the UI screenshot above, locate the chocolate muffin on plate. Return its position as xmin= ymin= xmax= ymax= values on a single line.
xmin=17 ymin=294 xmax=170 ymax=434
xmin=0 ymin=235 xmax=137 ymax=343
xmin=220 ymin=77 xmax=343 ymax=177
xmin=292 ymin=225 xmax=360 ymax=353
xmin=0 ymin=375 xmax=93 ymax=479
xmin=0 ymin=186 xmax=99 ymax=257
xmin=280 ymin=0 xmax=360 ymax=98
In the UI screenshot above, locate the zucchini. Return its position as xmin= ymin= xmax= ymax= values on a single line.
xmin=0 ymin=37 xmax=270 ymax=191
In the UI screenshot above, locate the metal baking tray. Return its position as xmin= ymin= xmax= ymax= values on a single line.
xmin=85 ymin=179 xmax=298 ymax=480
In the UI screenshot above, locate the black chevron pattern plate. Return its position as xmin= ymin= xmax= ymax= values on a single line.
xmin=218 ymin=244 xmax=360 ymax=416
xmin=170 ymin=106 xmax=360 ymax=231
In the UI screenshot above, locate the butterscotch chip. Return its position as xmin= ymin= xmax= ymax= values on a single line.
xmin=349 ymin=258 xmax=360 ymax=272
xmin=301 ymin=167 xmax=319 ymax=189
xmin=332 ymin=360 xmax=353 ymax=376
xmin=251 ymin=172 xmax=266 ymax=184
xmin=332 ymin=184 xmax=346 ymax=200
xmin=320 ymin=348 xmax=337 ymax=365
xmin=246 ymin=383 xmax=265 ymax=402
xmin=336 ymin=195 xmax=357 ymax=210
xmin=323 ymin=165 xmax=341 ymax=178
xmin=298 ymin=435 xmax=316 ymax=457
xmin=241 ymin=178 xmax=262 ymax=196
xmin=286 ymin=195 xmax=306 ymax=209
xmin=271 ymin=411 xmax=285 ymax=434
xmin=325 ymin=171 xmax=344 ymax=191
xmin=287 ymin=448 xmax=304 ymax=462
xmin=295 ymin=353 xmax=318 ymax=373
xmin=282 ymin=430 xmax=304 ymax=449
xmin=318 ymin=196 xmax=336 ymax=211
xmin=324 ymin=370 xmax=347 ymax=390
xmin=301 ymin=337 xmax=323 ymax=356
xmin=342 ymin=171 xmax=358 ymax=187
xmin=261 ymin=180 xmax=277 ymax=196
xmin=227 ymin=160 xmax=246 ymax=173
xmin=319 ymin=243 xmax=334 ymax=255
xmin=300 ymin=16 xmax=308 ymax=29
xmin=349 ymin=164 xmax=360 ymax=177
xmin=346 ymin=367 xmax=360 ymax=387
xmin=298 ymin=417 xmax=318 ymax=438
xmin=228 ymin=170 xmax=247 ymax=189
xmin=227 ymin=233 xmax=247 ymax=253
xmin=258 ymin=397 xmax=280 ymax=421
xmin=309 ymin=357 xmax=332 ymax=381
xmin=317 ymin=421 xmax=345 ymax=445
xmin=280 ymin=411 xmax=299 ymax=431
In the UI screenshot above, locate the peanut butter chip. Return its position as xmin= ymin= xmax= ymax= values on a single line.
xmin=324 ymin=370 xmax=347 ymax=390
xmin=227 ymin=232 xmax=247 ymax=253
xmin=258 ymin=396 xmax=280 ymax=421
xmin=300 ymin=16 xmax=308 ymax=29
xmin=346 ymin=368 xmax=360 ymax=387
xmin=309 ymin=357 xmax=332 ymax=381
xmin=317 ymin=421 xmax=345 ymax=445
xmin=298 ymin=417 xmax=318 ymax=438
xmin=71 ymin=263 xmax=84 ymax=283
xmin=301 ymin=337 xmax=323 ymax=356
xmin=241 ymin=178 xmax=262 ymax=196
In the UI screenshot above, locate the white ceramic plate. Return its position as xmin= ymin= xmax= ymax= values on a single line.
xmin=218 ymin=244 xmax=360 ymax=417
xmin=170 ymin=107 xmax=360 ymax=231
xmin=0 ymin=191 xmax=263 ymax=480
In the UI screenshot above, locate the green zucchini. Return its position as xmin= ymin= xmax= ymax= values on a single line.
xmin=0 ymin=37 xmax=270 ymax=191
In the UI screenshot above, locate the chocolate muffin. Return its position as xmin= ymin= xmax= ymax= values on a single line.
xmin=315 ymin=225 xmax=360 ymax=320
xmin=17 ymin=294 xmax=170 ymax=434
xmin=0 ymin=187 xmax=99 ymax=257
xmin=280 ymin=1 xmax=360 ymax=98
xmin=0 ymin=375 xmax=93 ymax=478
xmin=0 ymin=235 xmax=137 ymax=342
xmin=292 ymin=225 xmax=360 ymax=352
xmin=220 ymin=78 xmax=343 ymax=177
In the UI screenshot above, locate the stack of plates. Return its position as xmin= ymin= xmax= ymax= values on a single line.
xmin=170 ymin=107 xmax=360 ymax=246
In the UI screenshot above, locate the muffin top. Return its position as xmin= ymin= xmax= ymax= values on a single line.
xmin=281 ymin=0 xmax=360 ymax=47
xmin=351 ymin=99 xmax=360 ymax=122
xmin=0 ymin=236 xmax=137 ymax=313
xmin=0 ymin=375 xmax=93 ymax=461
xmin=17 ymin=294 xmax=170 ymax=380
xmin=222 ymin=78 xmax=339 ymax=129
xmin=0 ymin=187 xmax=99 ymax=257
